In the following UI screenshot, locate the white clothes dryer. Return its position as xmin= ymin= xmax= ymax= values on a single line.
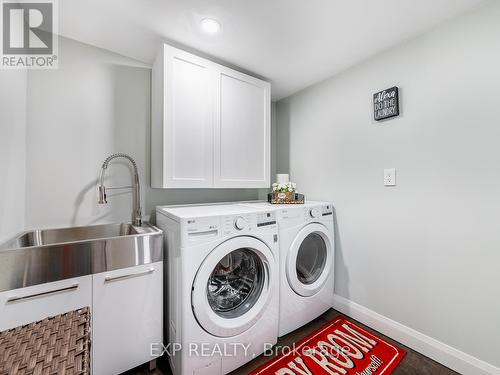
xmin=240 ymin=201 xmax=335 ymax=337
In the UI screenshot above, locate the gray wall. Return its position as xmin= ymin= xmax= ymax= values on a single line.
xmin=20 ymin=37 xmax=263 ymax=231
xmin=276 ymin=1 xmax=500 ymax=368
xmin=0 ymin=71 xmax=27 ymax=242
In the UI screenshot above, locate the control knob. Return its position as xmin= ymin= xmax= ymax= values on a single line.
xmin=309 ymin=208 xmax=320 ymax=218
xmin=234 ymin=217 xmax=247 ymax=230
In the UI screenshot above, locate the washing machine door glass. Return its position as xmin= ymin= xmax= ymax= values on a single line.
xmin=192 ymin=236 xmax=276 ymax=337
xmin=207 ymin=248 xmax=264 ymax=318
xmin=287 ymin=223 xmax=333 ymax=297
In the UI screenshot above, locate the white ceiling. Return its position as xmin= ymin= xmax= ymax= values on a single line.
xmin=60 ymin=0 xmax=486 ymax=100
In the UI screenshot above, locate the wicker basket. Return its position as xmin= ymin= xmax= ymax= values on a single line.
xmin=0 ymin=307 xmax=91 ymax=375
xmin=270 ymin=191 xmax=304 ymax=204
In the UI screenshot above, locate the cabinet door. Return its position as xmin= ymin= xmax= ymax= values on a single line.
xmin=0 ymin=276 xmax=92 ymax=331
xmin=152 ymin=45 xmax=215 ymax=188
xmin=214 ymin=67 xmax=271 ymax=188
xmin=92 ymin=262 xmax=162 ymax=375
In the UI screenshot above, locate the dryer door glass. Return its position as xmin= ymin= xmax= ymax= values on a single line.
xmin=207 ymin=248 xmax=264 ymax=318
xmin=296 ymin=233 xmax=327 ymax=285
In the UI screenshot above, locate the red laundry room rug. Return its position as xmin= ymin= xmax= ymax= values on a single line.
xmin=249 ymin=317 xmax=406 ymax=375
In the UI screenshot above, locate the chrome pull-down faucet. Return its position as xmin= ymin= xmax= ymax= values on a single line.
xmin=98 ymin=153 xmax=142 ymax=226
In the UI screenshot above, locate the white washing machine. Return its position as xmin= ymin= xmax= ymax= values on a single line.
xmin=156 ymin=204 xmax=279 ymax=375
xmin=240 ymin=201 xmax=335 ymax=337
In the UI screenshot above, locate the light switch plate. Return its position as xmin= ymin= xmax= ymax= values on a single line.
xmin=384 ymin=168 xmax=396 ymax=186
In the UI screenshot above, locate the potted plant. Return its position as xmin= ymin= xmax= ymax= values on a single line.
xmin=272 ymin=182 xmax=297 ymax=202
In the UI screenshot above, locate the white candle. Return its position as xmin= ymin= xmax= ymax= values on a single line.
xmin=276 ymin=174 xmax=289 ymax=184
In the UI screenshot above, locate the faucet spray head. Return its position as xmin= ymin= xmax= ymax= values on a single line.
xmin=98 ymin=185 xmax=107 ymax=204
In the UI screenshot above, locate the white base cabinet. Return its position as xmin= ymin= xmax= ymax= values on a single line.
xmin=0 ymin=263 xmax=163 ymax=375
xmin=152 ymin=43 xmax=271 ymax=189
xmin=92 ymin=262 xmax=163 ymax=375
xmin=0 ymin=276 xmax=92 ymax=331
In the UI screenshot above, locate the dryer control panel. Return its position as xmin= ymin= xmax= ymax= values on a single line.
xmin=321 ymin=204 xmax=333 ymax=216
xmin=304 ymin=204 xmax=333 ymax=220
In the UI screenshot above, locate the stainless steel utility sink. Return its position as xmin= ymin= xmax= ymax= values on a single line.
xmin=2 ymin=223 xmax=149 ymax=249
xmin=0 ymin=223 xmax=163 ymax=293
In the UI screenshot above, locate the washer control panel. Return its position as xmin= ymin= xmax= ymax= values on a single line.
xmin=219 ymin=212 xmax=277 ymax=235
xmin=257 ymin=211 xmax=276 ymax=228
xmin=183 ymin=210 xmax=280 ymax=243
xmin=223 ymin=214 xmax=255 ymax=235
xmin=186 ymin=218 xmax=218 ymax=231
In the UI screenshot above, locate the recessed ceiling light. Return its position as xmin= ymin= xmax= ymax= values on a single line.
xmin=200 ymin=18 xmax=221 ymax=35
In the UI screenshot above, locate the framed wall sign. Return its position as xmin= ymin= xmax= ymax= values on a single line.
xmin=373 ymin=86 xmax=399 ymax=121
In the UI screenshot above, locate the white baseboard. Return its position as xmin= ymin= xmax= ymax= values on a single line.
xmin=333 ymin=294 xmax=500 ymax=375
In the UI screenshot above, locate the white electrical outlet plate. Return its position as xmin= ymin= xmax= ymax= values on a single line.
xmin=384 ymin=168 xmax=396 ymax=186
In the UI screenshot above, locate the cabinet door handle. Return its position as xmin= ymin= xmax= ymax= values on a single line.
xmin=104 ymin=267 xmax=155 ymax=283
xmin=6 ymin=283 xmax=79 ymax=303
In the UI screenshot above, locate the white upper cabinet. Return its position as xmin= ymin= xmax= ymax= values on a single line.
xmin=152 ymin=44 xmax=271 ymax=188
xmin=214 ymin=68 xmax=271 ymax=188
xmin=152 ymin=45 xmax=215 ymax=188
